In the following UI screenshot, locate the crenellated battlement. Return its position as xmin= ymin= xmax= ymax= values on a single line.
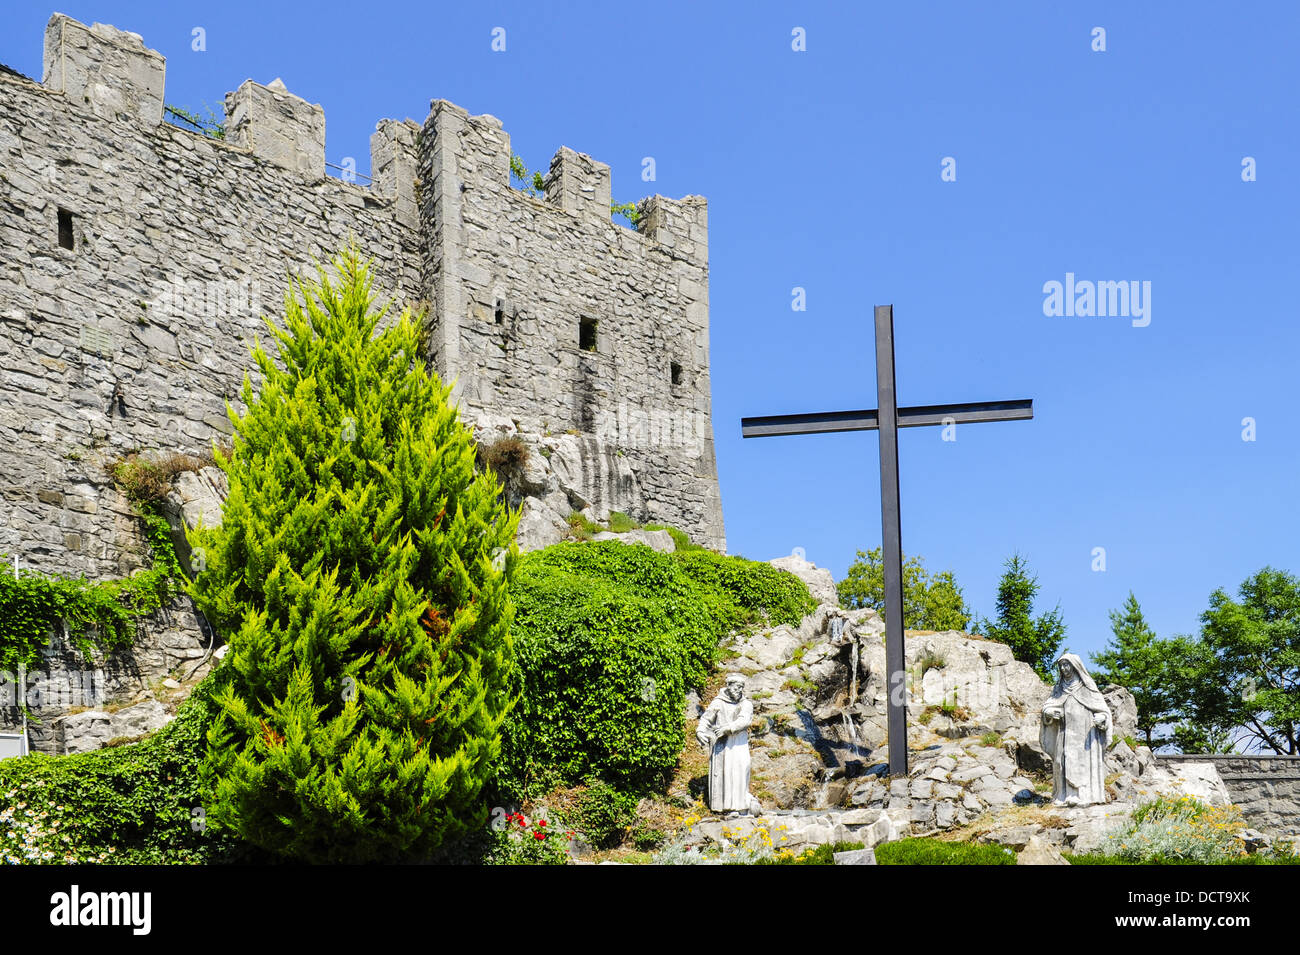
xmin=43 ymin=14 xmax=165 ymax=127
xmin=0 ymin=12 xmax=725 ymax=577
xmin=29 ymin=14 xmax=706 ymax=255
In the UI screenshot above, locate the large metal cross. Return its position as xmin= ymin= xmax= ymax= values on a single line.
xmin=741 ymin=304 xmax=1033 ymax=777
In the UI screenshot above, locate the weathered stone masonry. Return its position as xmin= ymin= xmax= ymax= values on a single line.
xmin=1159 ymin=754 xmax=1300 ymax=836
xmin=0 ymin=12 xmax=725 ymax=587
xmin=0 ymin=13 xmax=725 ymax=750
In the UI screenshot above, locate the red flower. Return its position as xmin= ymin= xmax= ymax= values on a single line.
xmin=534 ymin=831 xmax=546 ymax=840
xmin=538 ymin=819 xmax=547 ymax=827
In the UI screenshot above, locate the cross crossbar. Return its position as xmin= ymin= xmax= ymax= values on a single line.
xmin=741 ymin=398 xmax=1033 ymax=438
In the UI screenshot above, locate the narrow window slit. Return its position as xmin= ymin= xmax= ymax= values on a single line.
xmin=57 ymin=208 xmax=74 ymax=250
xmin=579 ymin=316 xmax=597 ymax=352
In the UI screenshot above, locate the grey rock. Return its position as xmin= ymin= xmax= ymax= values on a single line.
xmin=1018 ymin=835 xmax=1069 ymax=865
xmin=768 ymin=554 xmax=838 ymax=606
xmin=833 ymin=848 xmax=877 ymax=865
xmin=1103 ymin=684 xmax=1140 ymax=743
xmin=591 ymin=528 xmax=676 ymax=553
xmin=934 ymin=801 xmax=957 ymax=829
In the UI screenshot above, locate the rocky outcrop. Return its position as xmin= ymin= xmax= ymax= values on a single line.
xmin=682 ymin=556 xmax=1242 ymax=856
xmin=470 ymin=413 xmax=654 ymax=553
xmin=54 ymin=699 xmax=173 ymax=754
xmin=0 ymin=598 xmax=214 ymax=755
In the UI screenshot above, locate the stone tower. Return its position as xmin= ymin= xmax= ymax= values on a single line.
xmin=0 ymin=12 xmax=726 ymax=588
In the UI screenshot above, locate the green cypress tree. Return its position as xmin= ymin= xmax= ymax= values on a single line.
xmin=189 ymin=245 xmax=518 ymax=863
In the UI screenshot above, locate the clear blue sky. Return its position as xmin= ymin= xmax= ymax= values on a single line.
xmin=6 ymin=2 xmax=1297 ymax=661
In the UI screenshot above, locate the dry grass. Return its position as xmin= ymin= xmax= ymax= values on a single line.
xmin=477 ymin=435 xmax=529 ymax=475
xmin=939 ymin=802 xmax=1072 ymax=843
xmin=108 ymin=447 xmax=225 ymax=505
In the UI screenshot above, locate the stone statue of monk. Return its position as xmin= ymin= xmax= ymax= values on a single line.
xmin=696 ymin=673 xmax=756 ymax=813
xmin=1040 ymin=653 xmax=1113 ymax=807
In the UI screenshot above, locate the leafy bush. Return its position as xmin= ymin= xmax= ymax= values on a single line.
xmin=108 ymin=450 xmax=214 ymax=508
xmin=189 ymin=246 xmax=518 ymax=863
xmin=754 ymin=840 xmax=866 ymax=865
xmin=875 ymin=837 xmax=1016 ymax=865
xmin=671 ymin=549 xmax=816 ymax=628
xmin=0 ymin=675 xmax=253 ymax=864
xmin=573 ymin=778 xmax=639 ymax=849
xmin=644 ymin=524 xmax=702 ymax=552
xmin=606 ymin=511 xmax=638 ymax=534
xmin=1099 ymin=796 xmax=1260 ymax=864
xmin=631 ymin=823 xmax=666 ymax=851
xmin=1066 ymin=852 xmax=1299 ymax=865
xmin=496 ymin=542 xmax=814 ymax=797
xmin=838 ymin=547 xmax=970 ymax=631
xmin=565 ymin=511 xmax=602 ymax=541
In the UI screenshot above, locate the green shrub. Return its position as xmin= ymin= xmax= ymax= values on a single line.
xmin=477 ymin=435 xmax=529 ymax=476
xmin=631 ymin=823 xmax=666 ymax=851
xmin=1066 ymin=852 xmax=1299 ymax=865
xmin=1100 ymin=796 xmax=1258 ymax=864
xmin=484 ymin=810 xmax=572 ymax=865
xmin=671 ymin=549 xmax=816 ymax=627
xmin=574 ymin=778 xmax=639 ymax=849
xmin=876 ymin=837 xmax=1016 ymax=865
xmin=189 ymin=246 xmax=518 ymax=863
xmin=915 ymin=650 xmax=946 ymax=674
xmin=565 ymin=511 xmax=602 ymax=541
xmin=607 ymin=511 xmax=638 ymax=534
xmin=753 ymin=840 xmax=866 ymax=865
xmin=495 ymin=543 xmax=813 ymax=797
xmin=0 ymin=675 xmax=253 ymax=864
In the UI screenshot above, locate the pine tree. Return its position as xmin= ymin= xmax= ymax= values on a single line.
xmin=1091 ymin=592 xmax=1175 ymax=748
xmin=189 ymin=245 xmax=518 ymax=863
xmin=977 ymin=553 xmax=1065 ymax=679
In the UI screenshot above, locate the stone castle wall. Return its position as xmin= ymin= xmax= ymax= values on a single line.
xmin=0 ymin=12 xmax=725 ymax=588
xmin=0 ymin=15 xmax=421 ymax=583
xmin=419 ymin=104 xmax=722 ymax=545
xmin=0 ymin=13 xmax=725 ymax=752
xmin=1158 ymin=754 xmax=1300 ymax=836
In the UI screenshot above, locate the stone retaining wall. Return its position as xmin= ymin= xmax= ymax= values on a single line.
xmin=1158 ymin=754 xmax=1300 ymax=836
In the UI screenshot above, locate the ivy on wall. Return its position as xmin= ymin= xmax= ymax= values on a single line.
xmin=0 ymin=465 xmax=186 ymax=675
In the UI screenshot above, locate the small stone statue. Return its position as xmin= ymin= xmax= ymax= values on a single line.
xmin=696 ymin=673 xmax=757 ymax=813
xmin=1040 ymin=653 xmax=1113 ymax=807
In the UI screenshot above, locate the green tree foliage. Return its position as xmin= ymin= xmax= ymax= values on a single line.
xmin=496 ymin=542 xmax=815 ymax=799
xmin=975 ymin=553 xmax=1065 ymax=678
xmin=1090 ymin=592 xmax=1178 ymax=748
xmin=189 ymin=246 xmax=519 ymax=862
xmin=1172 ymin=567 xmax=1300 ymax=755
xmin=836 ymin=547 xmax=971 ymax=631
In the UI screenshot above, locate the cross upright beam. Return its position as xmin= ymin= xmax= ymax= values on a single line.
xmin=741 ymin=304 xmax=1033 ymax=778
xmin=874 ymin=305 xmax=908 ymax=776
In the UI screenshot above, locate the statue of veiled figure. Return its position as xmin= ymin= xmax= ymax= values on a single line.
xmin=1040 ymin=653 xmax=1113 ymax=807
